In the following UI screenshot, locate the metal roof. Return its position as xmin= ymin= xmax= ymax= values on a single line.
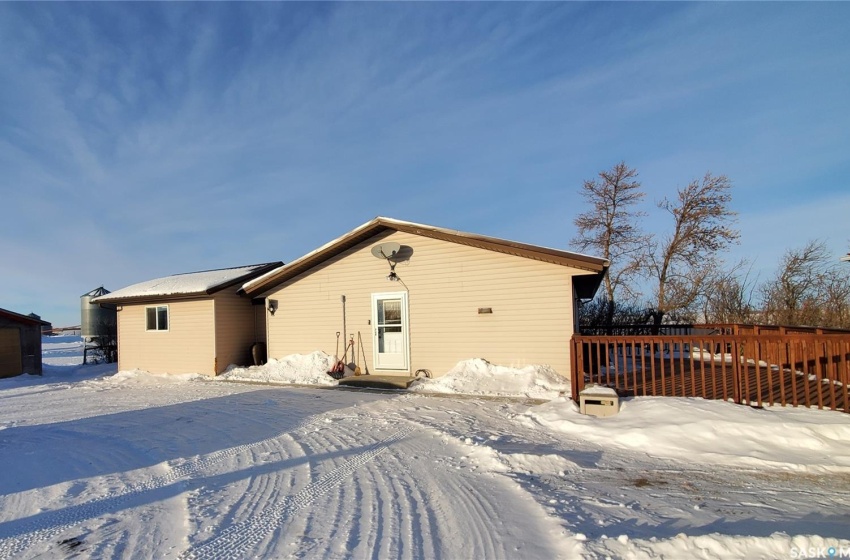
xmin=92 ymin=262 xmax=283 ymax=304
xmin=0 ymin=308 xmax=51 ymax=326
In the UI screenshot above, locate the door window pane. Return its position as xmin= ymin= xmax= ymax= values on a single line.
xmin=378 ymin=326 xmax=403 ymax=353
xmin=380 ymin=299 xmax=401 ymax=324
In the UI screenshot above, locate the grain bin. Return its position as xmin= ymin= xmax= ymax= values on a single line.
xmin=81 ymin=287 xmax=117 ymax=340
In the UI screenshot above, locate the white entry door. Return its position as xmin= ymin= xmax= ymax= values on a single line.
xmin=372 ymin=292 xmax=409 ymax=371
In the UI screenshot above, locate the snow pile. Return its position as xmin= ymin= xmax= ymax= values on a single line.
xmin=527 ymin=396 xmax=850 ymax=473
xmin=500 ymin=452 xmax=579 ymax=476
xmin=409 ymin=359 xmax=570 ymax=399
xmin=586 ymin=532 xmax=849 ymax=560
xmin=221 ymin=351 xmax=338 ymax=386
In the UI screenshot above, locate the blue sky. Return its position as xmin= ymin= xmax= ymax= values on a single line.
xmin=1 ymin=3 xmax=848 ymax=328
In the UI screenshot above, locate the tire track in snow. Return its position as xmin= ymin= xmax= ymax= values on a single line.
xmin=391 ymin=461 xmax=438 ymax=559
xmin=277 ymin=418 xmax=417 ymax=559
xmin=179 ymin=425 xmax=414 ymax=560
xmin=266 ymin=413 xmax=508 ymax=560
xmin=288 ymin=422 xmax=373 ymax=557
xmin=0 ymin=416 xmax=327 ymax=560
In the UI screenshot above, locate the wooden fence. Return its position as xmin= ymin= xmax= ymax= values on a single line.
xmin=571 ymin=333 xmax=850 ymax=413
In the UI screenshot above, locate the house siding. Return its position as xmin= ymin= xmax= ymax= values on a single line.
xmin=117 ymin=299 xmax=216 ymax=375
xmin=264 ymin=230 xmax=590 ymax=378
xmin=214 ymin=287 xmax=258 ymax=373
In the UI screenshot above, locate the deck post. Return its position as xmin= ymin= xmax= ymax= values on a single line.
xmin=731 ymin=339 xmax=742 ymax=404
xmin=570 ymin=337 xmax=584 ymax=404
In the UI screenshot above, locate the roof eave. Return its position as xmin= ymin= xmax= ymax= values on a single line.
xmin=573 ymin=270 xmax=608 ymax=300
xmin=206 ymin=261 xmax=283 ymax=295
xmin=242 ymin=217 xmax=609 ymax=297
xmin=386 ymin=220 xmax=607 ymax=271
xmin=91 ymin=292 xmax=212 ymax=305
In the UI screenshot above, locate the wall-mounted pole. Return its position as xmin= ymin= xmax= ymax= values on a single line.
xmin=341 ymin=295 xmax=347 ymax=362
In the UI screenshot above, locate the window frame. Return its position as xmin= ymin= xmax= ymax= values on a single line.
xmin=145 ymin=305 xmax=169 ymax=332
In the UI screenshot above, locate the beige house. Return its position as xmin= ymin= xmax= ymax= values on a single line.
xmin=242 ymin=218 xmax=608 ymax=378
xmin=92 ymin=263 xmax=281 ymax=375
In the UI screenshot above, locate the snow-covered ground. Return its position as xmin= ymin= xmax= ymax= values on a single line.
xmin=0 ymin=338 xmax=848 ymax=559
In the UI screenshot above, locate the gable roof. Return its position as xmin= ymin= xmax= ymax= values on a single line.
xmin=92 ymin=262 xmax=283 ymax=305
xmin=241 ymin=217 xmax=608 ymax=297
xmin=0 ymin=308 xmax=51 ymax=326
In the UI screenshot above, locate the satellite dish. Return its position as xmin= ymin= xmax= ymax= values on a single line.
xmin=371 ymin=242 xmax=401 ymax=260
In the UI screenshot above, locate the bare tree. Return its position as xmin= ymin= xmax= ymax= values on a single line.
xmin=572 ymin=162 xmax=647 ymax=327
xmin=821 ymin=271 xmax=850 ymax=328
xmin=578 ymin=295 xmax=652 ymax=333
xmin=643 ymin=172 xmax=739 ymax=325
xmin=87 ymin=317 xmax=117 ymax=364
xmin=761 ymin=240 xmax=850 ymax=328
xmin=701 ymin=260 xmax=758 ymax=324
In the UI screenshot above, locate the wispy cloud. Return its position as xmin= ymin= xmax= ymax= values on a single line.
xmin=1 ymin=3 xmax=848 ymax=325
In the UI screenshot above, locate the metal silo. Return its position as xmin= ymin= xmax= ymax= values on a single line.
xmin=81 ymin=287 xmax=117 ymax=340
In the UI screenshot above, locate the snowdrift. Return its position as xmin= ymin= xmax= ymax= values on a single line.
xmin=219 ymin=355 xmax=569 ymax=399
xmin=527 ymin=396 xmax=850 ymax=473
xmin=221 ymin=351 xmax=338 ymax=386
xmin=409 ymin=358 xmax=570 ymax=399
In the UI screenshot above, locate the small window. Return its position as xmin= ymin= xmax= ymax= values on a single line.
xmin=146 ymin=305 xmax=169 ymax=331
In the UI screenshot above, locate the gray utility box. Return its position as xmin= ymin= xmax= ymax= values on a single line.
xmin=579 ymin=385 xmax=620 ymax=418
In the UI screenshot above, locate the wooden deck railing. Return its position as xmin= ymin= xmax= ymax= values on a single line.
xmin=579 ymin=323 xmax=850 ymax=337
xmin=570 ymin=334 xmax=850 ymax=413
xmin=579 ymin=324 xmax=701 ymax=336
xmin=698 ymin=324 xmax=850 ymax=336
